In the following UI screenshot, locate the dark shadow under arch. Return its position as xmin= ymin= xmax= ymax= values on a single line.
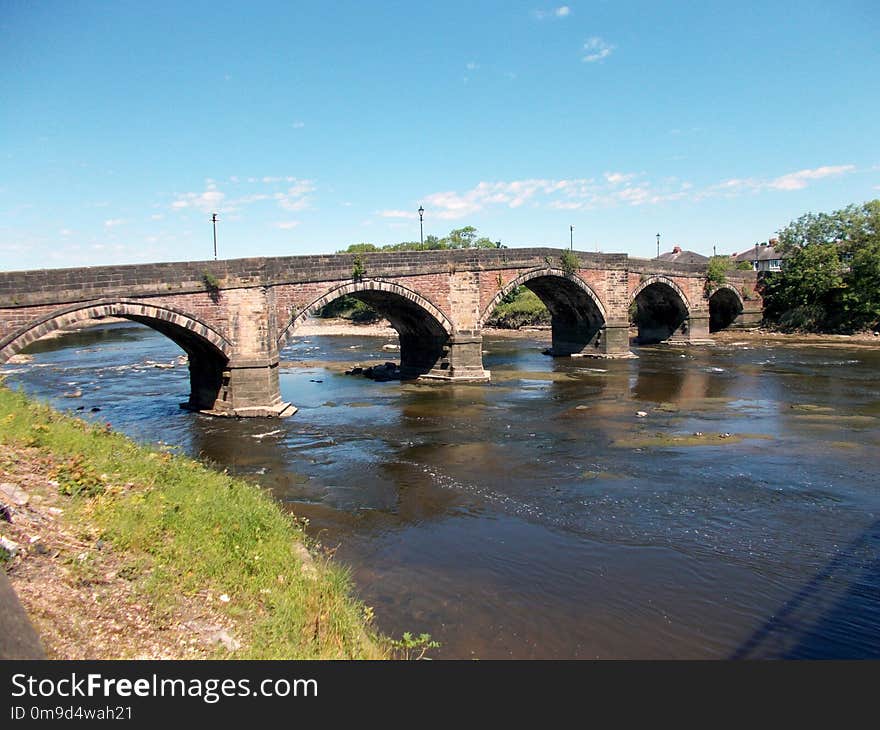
xmin=281 ymin=281 xmax=454 ymax=377
xmin=0 ymin=300 xmax=232 ymax=411
xmin=631 ymin=278 xmax=691 ymax=344
xmin=481 ymin=268 xmax=607 ymax=356
xmin=709 ymin=286 xmax=744 ymax=333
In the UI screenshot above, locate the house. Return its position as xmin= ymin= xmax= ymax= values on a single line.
xmin=654 ymin=246 xmax=709 ymax=265
xmin=732 ymin=239 xmax=784 ymax=272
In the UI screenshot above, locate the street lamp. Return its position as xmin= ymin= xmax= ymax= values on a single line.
xmin=212 ymin=213 xmax=219 ymax=260
xmin=418 ymin=205 xmax=424 ymax=246
xmin=570 ymin=225 xmax=574 ymax=251
xmin=656 ymin=232 xmax=661 ymax=258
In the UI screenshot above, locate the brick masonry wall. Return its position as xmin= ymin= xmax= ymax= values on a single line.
xmin=0 ymin=248 xmax=763 ymax=357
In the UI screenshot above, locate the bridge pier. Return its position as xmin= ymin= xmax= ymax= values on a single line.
xmin=595 ymin=322 xmax=636 ymax=357
xmin=221 ymin=356 xmax=295 ymax=417
xmin=667 ymin=313 xmax=714 ymax=346
xmin=420 ymin=334 xmax=490 ymax=382
xmin=189 ymin=287 xmax=296 ymax=418
xmin=185 ymin=355 xmax=295 ymax=418
xmin=547 ymin=322 xmax=635 ymax=358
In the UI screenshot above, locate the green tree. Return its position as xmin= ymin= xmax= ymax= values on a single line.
xmin=845 ymin=238 xmax=880 ymax=325
xmin=341 ymin=243 xmax=378 ymax=253
xmin=765 ymin=200 xmax=880 ymax=331
xmin=473 ymin=236 xmax=499 ymax=249
xmin=444 ymin=226 xmax=478 ymax=248
xmin=704 ymin=256 xmax=728 ymax=296
xmin=338 ymin=226 xmax=499 ymax=253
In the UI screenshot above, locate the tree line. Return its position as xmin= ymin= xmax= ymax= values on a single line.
xmin=339 ymin=226 xmax=502 ymax=253
xmin=761 ymin=200 xmax=880 ymax=332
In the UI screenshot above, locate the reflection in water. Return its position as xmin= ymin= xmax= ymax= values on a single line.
xmin=5 ymin=322 xmax=880 ymax=659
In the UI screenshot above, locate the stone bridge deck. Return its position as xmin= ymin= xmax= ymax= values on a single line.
xmin=0 ymin=248 xmax=761 ymax=416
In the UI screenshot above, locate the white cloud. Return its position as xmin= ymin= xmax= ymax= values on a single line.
xmin=172 ymin=190 xmax=225 ymax=212
xmin=274 ymin=221 xmax=301 ymax=230
xmin=417 ymin=173 xmax=699 ymax=219
xmin=766 ymin=165 xmax=855 ymax=191
xmin=104 ymin=218 xmax=126 ymax=228
xmin=292 ymin=121 xmax=305 ymax=129
xmin=534 ymin=6 xmax=571 ymax=20
xmin=59 ymin=228 xmax=73 ymax=236
xmin=171 ymin=177 xmax=315 ymax=217
xmin=421 ymin=178 xmax=596 ymax=220
xmin=583 ymin=37 xmax=614 ymax=63
xmin=150 ymin=213 xmax=164 ymax=221
xmin=466 ymin=61 xmax=479 ymax=71
xmin=604 ymin=172 xmax=636 ymax=185
xmin=699 ymin=164 xmax=856 ymax=198
xmin=274 ymin=180 xmax=315 ymax=211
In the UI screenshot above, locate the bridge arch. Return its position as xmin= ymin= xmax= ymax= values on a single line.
xmin=0 ymin=300 xmax=233 ymax=411
xmin=630 ymin=275 xmax=692 ymax=344
xmin=280 ymin=279 xmax=455 ymax=377
xmin=708 ymin=284 xmax=744 ymax=333
xmin=481 ymin=267 xmax=607 ymax=356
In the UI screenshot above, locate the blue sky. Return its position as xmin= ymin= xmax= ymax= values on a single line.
xmin=1 ymin=0 xmax=878 ymax=270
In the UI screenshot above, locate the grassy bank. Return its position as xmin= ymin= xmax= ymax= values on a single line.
xmin=485 ymin=288 xmax=550 ymax=329
xmin=0 ymin=383 xmax=388 ymax=659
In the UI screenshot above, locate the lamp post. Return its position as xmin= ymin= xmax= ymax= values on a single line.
xmin=570 ymin=225 xmax=574 ymax=251
xmin=656 ymin=232 xmax=661 ymax=258
xmin=418 ymin=205 xmax=424 ymax=246
xmin=212 ymin=213 xmax=219 ymax=260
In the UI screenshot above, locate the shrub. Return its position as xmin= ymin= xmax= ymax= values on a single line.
xmin=352 ymin=256 xmax=366 ymax=281
xmin=560 ymin=250 xmax=579 ymax=276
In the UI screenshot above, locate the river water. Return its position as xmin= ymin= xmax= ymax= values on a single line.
xmin=4 ymin=323 xmax=879 ymax=658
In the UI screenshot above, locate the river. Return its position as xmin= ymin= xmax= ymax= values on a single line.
xmin=3 ymin=322 xmax=879 ymax=658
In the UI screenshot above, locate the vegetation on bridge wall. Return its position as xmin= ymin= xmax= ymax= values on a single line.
xmin=761 ymin=200 xmax=880 ymax=332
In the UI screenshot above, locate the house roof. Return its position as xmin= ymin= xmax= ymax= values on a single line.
xmin=655 ymin=246 xmax=709 ymax=265
xmin=732 ymin=245 xmax=784 ymax=262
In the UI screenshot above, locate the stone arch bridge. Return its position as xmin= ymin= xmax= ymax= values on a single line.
xmin=0 ymin=248 xmax=761 ymax=416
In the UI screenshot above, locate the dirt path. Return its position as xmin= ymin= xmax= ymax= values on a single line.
xmin=1 ymin=446 xmax=234 ymax=659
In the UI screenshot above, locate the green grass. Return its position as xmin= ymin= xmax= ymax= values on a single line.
xmin=485 ymin=287 xmax=550 ymax=329
xmin=0 ymin=384 xmax=388 ymax=659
